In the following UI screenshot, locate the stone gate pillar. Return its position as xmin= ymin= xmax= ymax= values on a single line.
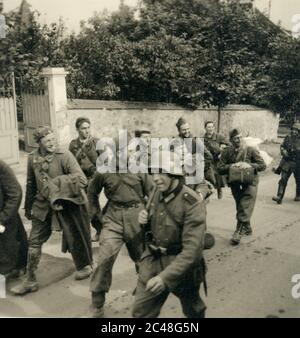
xmin=41 ymin=67 xmax=69 ymax=142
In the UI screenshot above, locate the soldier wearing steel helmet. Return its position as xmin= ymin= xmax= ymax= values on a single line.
xmin=133 ymin=150 xmax=207 ymax=318
xmin=272 ymin=122 xmax=300 ymax=204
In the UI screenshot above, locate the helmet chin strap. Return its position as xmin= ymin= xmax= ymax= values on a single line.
xmin=166 ymin=175 xmax=178 ymax=192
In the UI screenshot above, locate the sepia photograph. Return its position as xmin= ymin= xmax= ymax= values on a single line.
xmin=0 ymin=0 xmax=300 ymax=322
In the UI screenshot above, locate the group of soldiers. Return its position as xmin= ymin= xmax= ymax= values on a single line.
xmin=3 ymin=115 xmax=300 ymax=318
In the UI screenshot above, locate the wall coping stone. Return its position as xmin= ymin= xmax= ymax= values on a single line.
xmin=67 ymin=99 xmax=272 ymax=112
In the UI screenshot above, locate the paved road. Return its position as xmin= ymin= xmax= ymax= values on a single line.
xmin=1 ymin=152 xmax=300 ymax=318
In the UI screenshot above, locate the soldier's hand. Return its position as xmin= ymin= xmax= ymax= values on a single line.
xmin=281 ymin=149 xmax=288 ymax=158
xmin=0 ymin=225 xmax=5 ymax=234
xmin=146 ymin=276 xmax=166 ymax=295
xmin=239 ymin=162 xmax=252 ymax=169
xmin=138 ymin=210 xmax=149 ymax=225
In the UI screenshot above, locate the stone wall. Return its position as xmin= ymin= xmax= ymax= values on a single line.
xmin=56 ymin=99 xmax=279 ymax=150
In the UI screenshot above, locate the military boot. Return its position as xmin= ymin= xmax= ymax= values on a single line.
xmin=75 ymin=265 xmax=93 ymax=280
xmin=86 ymin=305 xmax=105 ymax=318
xmin=241 ymin=223 xmax=252 ymax=236
xmin=272 ymin=183 xmax=286 ymax=204
xmin=10 ymin=248 xmax=41 ymax=296
xmin=230 ymin=225 xmax=243 ymax=246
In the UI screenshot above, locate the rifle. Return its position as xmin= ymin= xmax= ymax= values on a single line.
xmin=141 ymin=186 xmax=158 ymax=250
xmin=75 ymin=137 xmax=94 ymax=161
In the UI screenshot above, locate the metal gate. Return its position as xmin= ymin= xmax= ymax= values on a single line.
xmin=0 ymin=73 xmax=19 ymax=164
xmin=22 ymin=87 xmax=51 ymax=152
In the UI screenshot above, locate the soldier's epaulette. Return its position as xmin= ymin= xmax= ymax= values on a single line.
xmin=183 ymin=191 xmax=199 ymax=205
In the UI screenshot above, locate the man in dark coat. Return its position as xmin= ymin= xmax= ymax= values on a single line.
xmin=218 ymin=129 xmax=266 ymax=245
xmin=69 ymin=117 xmax=102 ymax=242
xmin=0 ymin=160 xmax=28 ymax=278
xmin=272 ymin=122 xmax=300 ymax=204
xmin=204 ymin=121 xmax=229 ymax=199
xmin=11 ymin=126 xmax=92 ymax=296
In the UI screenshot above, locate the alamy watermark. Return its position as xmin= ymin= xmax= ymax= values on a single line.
xmin=291 ymin=274 xmax=300 ymax=299
xmin=292 ymin=14 xmax=300 ymax=39
xmin=95 ymin=131 xmax=205 ymax=185
xmin=0 ymin=274 xmax=6 ymax=299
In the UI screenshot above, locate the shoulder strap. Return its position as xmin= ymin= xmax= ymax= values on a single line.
xmin=243 ymin=147 xmax=248 ymax=162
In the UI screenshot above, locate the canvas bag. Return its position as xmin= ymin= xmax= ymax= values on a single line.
xmin=228 ymin=147 xmax=255 ymax=185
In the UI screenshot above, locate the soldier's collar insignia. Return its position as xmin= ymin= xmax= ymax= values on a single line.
xmin=162 ymin=182 xmax=184 ymax=204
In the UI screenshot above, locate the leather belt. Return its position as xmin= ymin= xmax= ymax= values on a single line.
xmin=112 ymin=201 xmax=141 ymax=209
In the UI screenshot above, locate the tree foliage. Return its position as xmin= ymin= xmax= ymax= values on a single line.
xmin=1 ymin=0 xmax=299 ymax=118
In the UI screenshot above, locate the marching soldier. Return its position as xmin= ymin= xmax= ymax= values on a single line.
xmin=133 ymin=150 xmax=207 ymax=318
xmin=87 ymin=132 xmax=153 ymax=318
xmin=204 ymin=121 xmax=229 ymax=199
xmin=69 ymin=117 xmax=102 ymax=241
xmin=11 ymin=126 xmax=92 ymax=296
xmin=272 ymin=122 xmax=300 ymax=204
xmin=218 ymin=129 xmax=266 ymax=245
xmin=172 ymin=117 xmax=213 ymax=183
xmin=133 ymin=127 xmax=152 ymax=167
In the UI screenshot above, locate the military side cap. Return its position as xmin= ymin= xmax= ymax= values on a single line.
xmin=75 ymin=117 xmax=91 ymax=129
xmin=135 ymin=127 xmax=151 ymax=137
xmin=229 ymin=128 xmax=242 ymax=140
xmin=33 ymin=125 xmax=54 ymax=143
xmin=176 ymin=117 xmax=187 ymax=130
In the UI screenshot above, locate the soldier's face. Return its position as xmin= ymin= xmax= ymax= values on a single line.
xmin=179 ymin=123 xmax=191 ymax=138
xmin=231 ymin=135 xmax=242 ymax=147
xmin=140 ymin=132 xmax=151 ymax=145
xmin=153 ymin=173 xmax=172 ymax=192
xmin=205 ymin=123 xmax=215 ymax=135
xmin=40 ymin=133 xmax=57 ymax=153
xmin=78 ymin=122 xmax=91 ymax=140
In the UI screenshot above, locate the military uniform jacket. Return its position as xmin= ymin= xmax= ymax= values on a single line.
xmin=204 ymin=132 xmax=229 ymax=162
xmin=69 ymin=136 xmax=99 ymax=179
xmin=25 ymin=148 xmax=87 ymax=222
xmin=87 ymin=171 xmax=154 ymax=219
xmin=218 ymin=145 xmax=266 ymax=185
xmin=139 ymin=183 xmax=206 ymax=291
xmin=280 ymin=135 xmax=300 ymax=162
